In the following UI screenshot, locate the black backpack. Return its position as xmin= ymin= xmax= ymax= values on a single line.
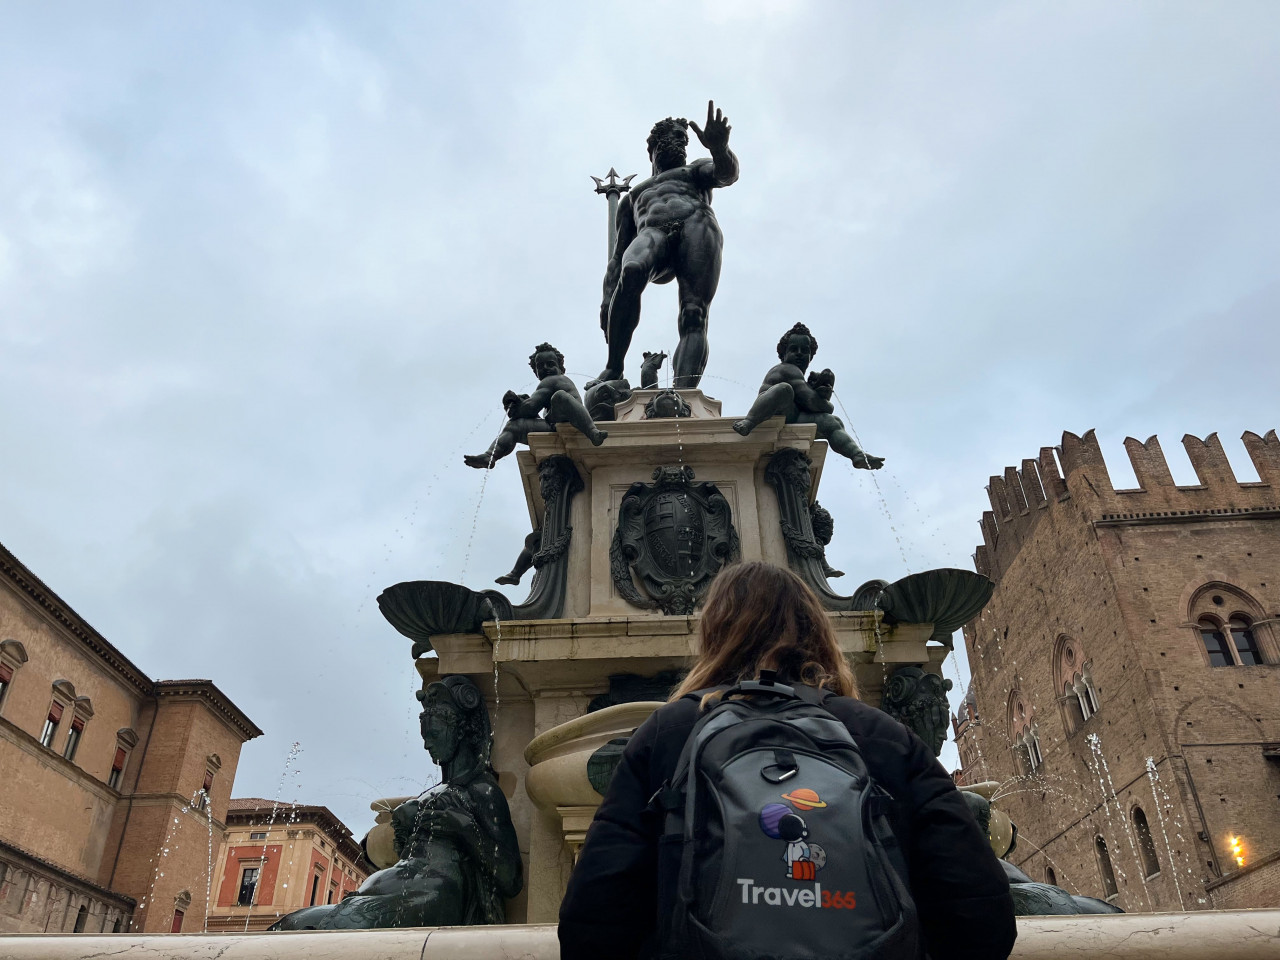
xmin=652 ymin=673 xmax=920 ymax=960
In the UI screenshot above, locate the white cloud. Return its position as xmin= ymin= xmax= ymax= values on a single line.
xmin=0 ymin=0 xmax=1275 ymax=833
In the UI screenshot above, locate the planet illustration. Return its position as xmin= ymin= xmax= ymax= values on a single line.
xmin=808 ymin=843 xmax=827 ymax=869
xmin=759 ymin=803 xmax=791 ymax=838
xmin=782 ymin=787 xmax=827 ymax=811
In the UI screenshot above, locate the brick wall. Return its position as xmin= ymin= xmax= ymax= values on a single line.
xmin=958 ymin=430 xmax=1280 ymax=912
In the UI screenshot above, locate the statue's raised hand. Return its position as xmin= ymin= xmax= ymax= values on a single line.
xmin=690 ymin=100 xmax=730 ymax=153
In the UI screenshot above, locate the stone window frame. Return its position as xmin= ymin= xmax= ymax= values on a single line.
xmin=1053 ymin=635 xmax=1100 ymax=736
xmin=1095 ymin=834 xmax=1119 ymax=902
xmin=108 ymin=727 xmax=139 ymax=792
xmin=195 ymin=753 xmax=222 ymax=812
xmin=40 ymin=679 xmax=78 ymax=749
xmin=62 ymin=695 xmax=94 ymax=763
xmin=236 ymin=861 xmax=263 ymax=906
xmin=171 ymin=890 xmax=191 ymax=932
xmin=1006 ymin=689 xmax=1042 ymax=775
xmin=1129 ymin=803 xmax=1161 ymax=879
xmin=0 ymin=639 xmax=29 ymax=716
xmin=1186 ymin=581 xmax=1277 ymax=668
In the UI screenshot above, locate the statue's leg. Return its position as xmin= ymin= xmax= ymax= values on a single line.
xmin=733 ymin=383 xmax=794 ymax=437
xmin=548 ymin=391 xmax=607 ymax=446
xmin=672 ymin=218 xmax=723 ymax=389
xmin=464 ymin=420 xmax=535 ymax=469
xmin=601 ymin=230 xmax=664 ymax=381
xmin=497 ymin=529 xmax=540 ymax=585
xmin=815 ymin=413 xmax=884 ymax=469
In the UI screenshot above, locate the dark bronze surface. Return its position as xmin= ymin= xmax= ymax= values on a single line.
xmin=270 ymin=677 xmax=522 ymax=930
xmin=598 ymin=103 xmax=739 ymax=389
xmin=465 ymin=343 xmax=605 ymax=469
xmin=734 ymin=322 xmax=883 ymax=470
xmin=610 ymin=465 xmax=740 ymax=615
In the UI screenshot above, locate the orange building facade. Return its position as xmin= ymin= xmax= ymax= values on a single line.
xmin=0 ymin=540 xmax=262 ymax=933
xmin=206 ymin=799 xmax=369 ymax=931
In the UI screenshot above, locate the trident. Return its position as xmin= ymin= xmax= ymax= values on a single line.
xmin=592 ymin=168 xmax=636 ymax=259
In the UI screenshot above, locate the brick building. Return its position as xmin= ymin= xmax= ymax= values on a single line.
xmin=954 ymin=429 xmax=1280 ymax=912
xmin=0 ymin=540 xmax=262 ymax=933
xmin=205 ymin=799 xmax=369 ymax=931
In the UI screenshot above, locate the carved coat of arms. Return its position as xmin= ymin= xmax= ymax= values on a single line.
xmin=610 ymin=465 xmax=740 ymax=615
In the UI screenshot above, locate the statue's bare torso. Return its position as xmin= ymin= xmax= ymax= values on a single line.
xmin=624 ymin=161 xmax=722 ymax=283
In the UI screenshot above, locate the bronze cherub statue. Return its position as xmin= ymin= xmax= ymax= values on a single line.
xmin=733 ymin=323 xmax=884 ymax=470
xmin=465 ymin=343 xmax=606 ymax=468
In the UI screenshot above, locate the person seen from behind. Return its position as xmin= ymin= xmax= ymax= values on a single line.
xmin=559 ymin=560 xmax=1016 ymax=960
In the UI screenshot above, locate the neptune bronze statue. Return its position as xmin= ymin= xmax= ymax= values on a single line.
xmin=270 ymin=676 xmax=522 ymax=929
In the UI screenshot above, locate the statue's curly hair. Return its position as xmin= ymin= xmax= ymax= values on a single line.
xmin=647 ymin=117 xmax=689 ymax=156
xmin=416 ymin=675 xmax=492 ymax=765
xmin=528 ymin=342 xmax=565 ymax=375
xmin=776 ymin=322 xmax=818 ymax=360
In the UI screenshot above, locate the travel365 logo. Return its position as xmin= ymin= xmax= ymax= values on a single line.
xmin=737 ymin=787 xmax=857 ymax=909
xmin=758 ymin=787 xmax=828 ymax=880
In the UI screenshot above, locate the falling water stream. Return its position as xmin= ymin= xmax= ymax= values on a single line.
xmin=242 ymin=742 xmax=303 ymax=932
xmin=1144 ymin=757 xmax=1203 ymax=906
xmin=1085 ymin=733 xmax=1152 ymax=910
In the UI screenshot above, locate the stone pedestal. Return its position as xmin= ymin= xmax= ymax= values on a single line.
xmin=400 ymin=391 xmax=954 ymax=923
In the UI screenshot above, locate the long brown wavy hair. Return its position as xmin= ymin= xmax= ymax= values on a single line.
xmin=670 ymin=561 xmax=858 ymax=701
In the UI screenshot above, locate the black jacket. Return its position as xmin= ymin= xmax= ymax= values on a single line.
xmin=559 ymin=692 xmax=1016 ymax=960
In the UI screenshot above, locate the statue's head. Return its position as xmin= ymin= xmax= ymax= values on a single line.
xmin=528 ymin=342 xmax=566 ymax=379
xmin=776 ymin=322 xmax=818 ymax=370
xmin=417 ymin=675 xmax=491 ymax=768
xmin=880 ymin=665 xmax=954 ymax=757
xmin=810 ymin=502 xmax=834 ymax=545
xmin=647 ymin=117 xmax=689 ymax=169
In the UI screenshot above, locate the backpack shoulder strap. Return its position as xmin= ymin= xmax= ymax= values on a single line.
xmin=789 ymin=683 xmax=838 ymax=708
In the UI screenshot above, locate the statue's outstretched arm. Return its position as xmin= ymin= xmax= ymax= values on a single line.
xmin=601 ymin=194 xmax=636 ymax=329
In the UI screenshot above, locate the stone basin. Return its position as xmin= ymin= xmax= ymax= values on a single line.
xmin=523 ymin=701 xmax=663 ymax=857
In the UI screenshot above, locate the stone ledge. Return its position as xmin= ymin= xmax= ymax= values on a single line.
xmin=3 ymin=910 xmax=1279 ymax=959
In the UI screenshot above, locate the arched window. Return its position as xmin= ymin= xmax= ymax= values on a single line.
xmin=73 ymin=904 xmax=88 ymax=933
xmin=1045 ymin=865 xmax=1057 ymax=887
xmin=1025 ymin=725 xmax=1043 ymax=771
xmin=1007 ymin=690 xmax=1042 ymax=774
xmin=1132 ymin=806 xmax=1160 ymax=878
xmin=1199 ymin=618 xmax=1234 ymax=666
xmin=1095 ymin=836 xmax=1118 ymax=900
xmin=1188 ymin=583 xmax=1274 ymax=667
xmin=1229 ymin=617 xmax=1262 ymax=665
xmin=1054 ymin=636 xmax=1099 ymax=735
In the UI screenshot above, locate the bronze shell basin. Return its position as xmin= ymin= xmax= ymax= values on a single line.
xmin=377 ymin=580 xmax=514 ymax=655
xmin=875 ymin=568 xmax=995 ymax=646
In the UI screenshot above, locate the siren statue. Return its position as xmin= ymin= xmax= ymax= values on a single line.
xmin=597 ymin=101 xmax=738 ymax=389
xmin=270 ymin=676 xmax=522 ymax=929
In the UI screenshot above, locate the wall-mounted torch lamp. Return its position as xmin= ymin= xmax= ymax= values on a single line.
xmin=1227 ymin=835 xmax=1246 ymax=869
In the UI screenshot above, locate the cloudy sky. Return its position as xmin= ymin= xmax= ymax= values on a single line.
xmin=2 ymin=2 xmax=1277 ymax=835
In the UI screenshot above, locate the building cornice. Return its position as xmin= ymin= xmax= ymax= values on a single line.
xmin=0 ymin=542 xmax=263 ymax=742
xmin=0 ymin=540 xmax=152 ymax=696
xmin=153 ymin=680 xmax=264 ymax=741
xmin=226 ymin=802 xmax=364 ymax=863
xmin=1094 ymin=506 xmax=1280 ymax=527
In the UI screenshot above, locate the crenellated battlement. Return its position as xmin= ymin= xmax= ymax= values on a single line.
xmin=974 ymin=429 xmax=1280 ymax=580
